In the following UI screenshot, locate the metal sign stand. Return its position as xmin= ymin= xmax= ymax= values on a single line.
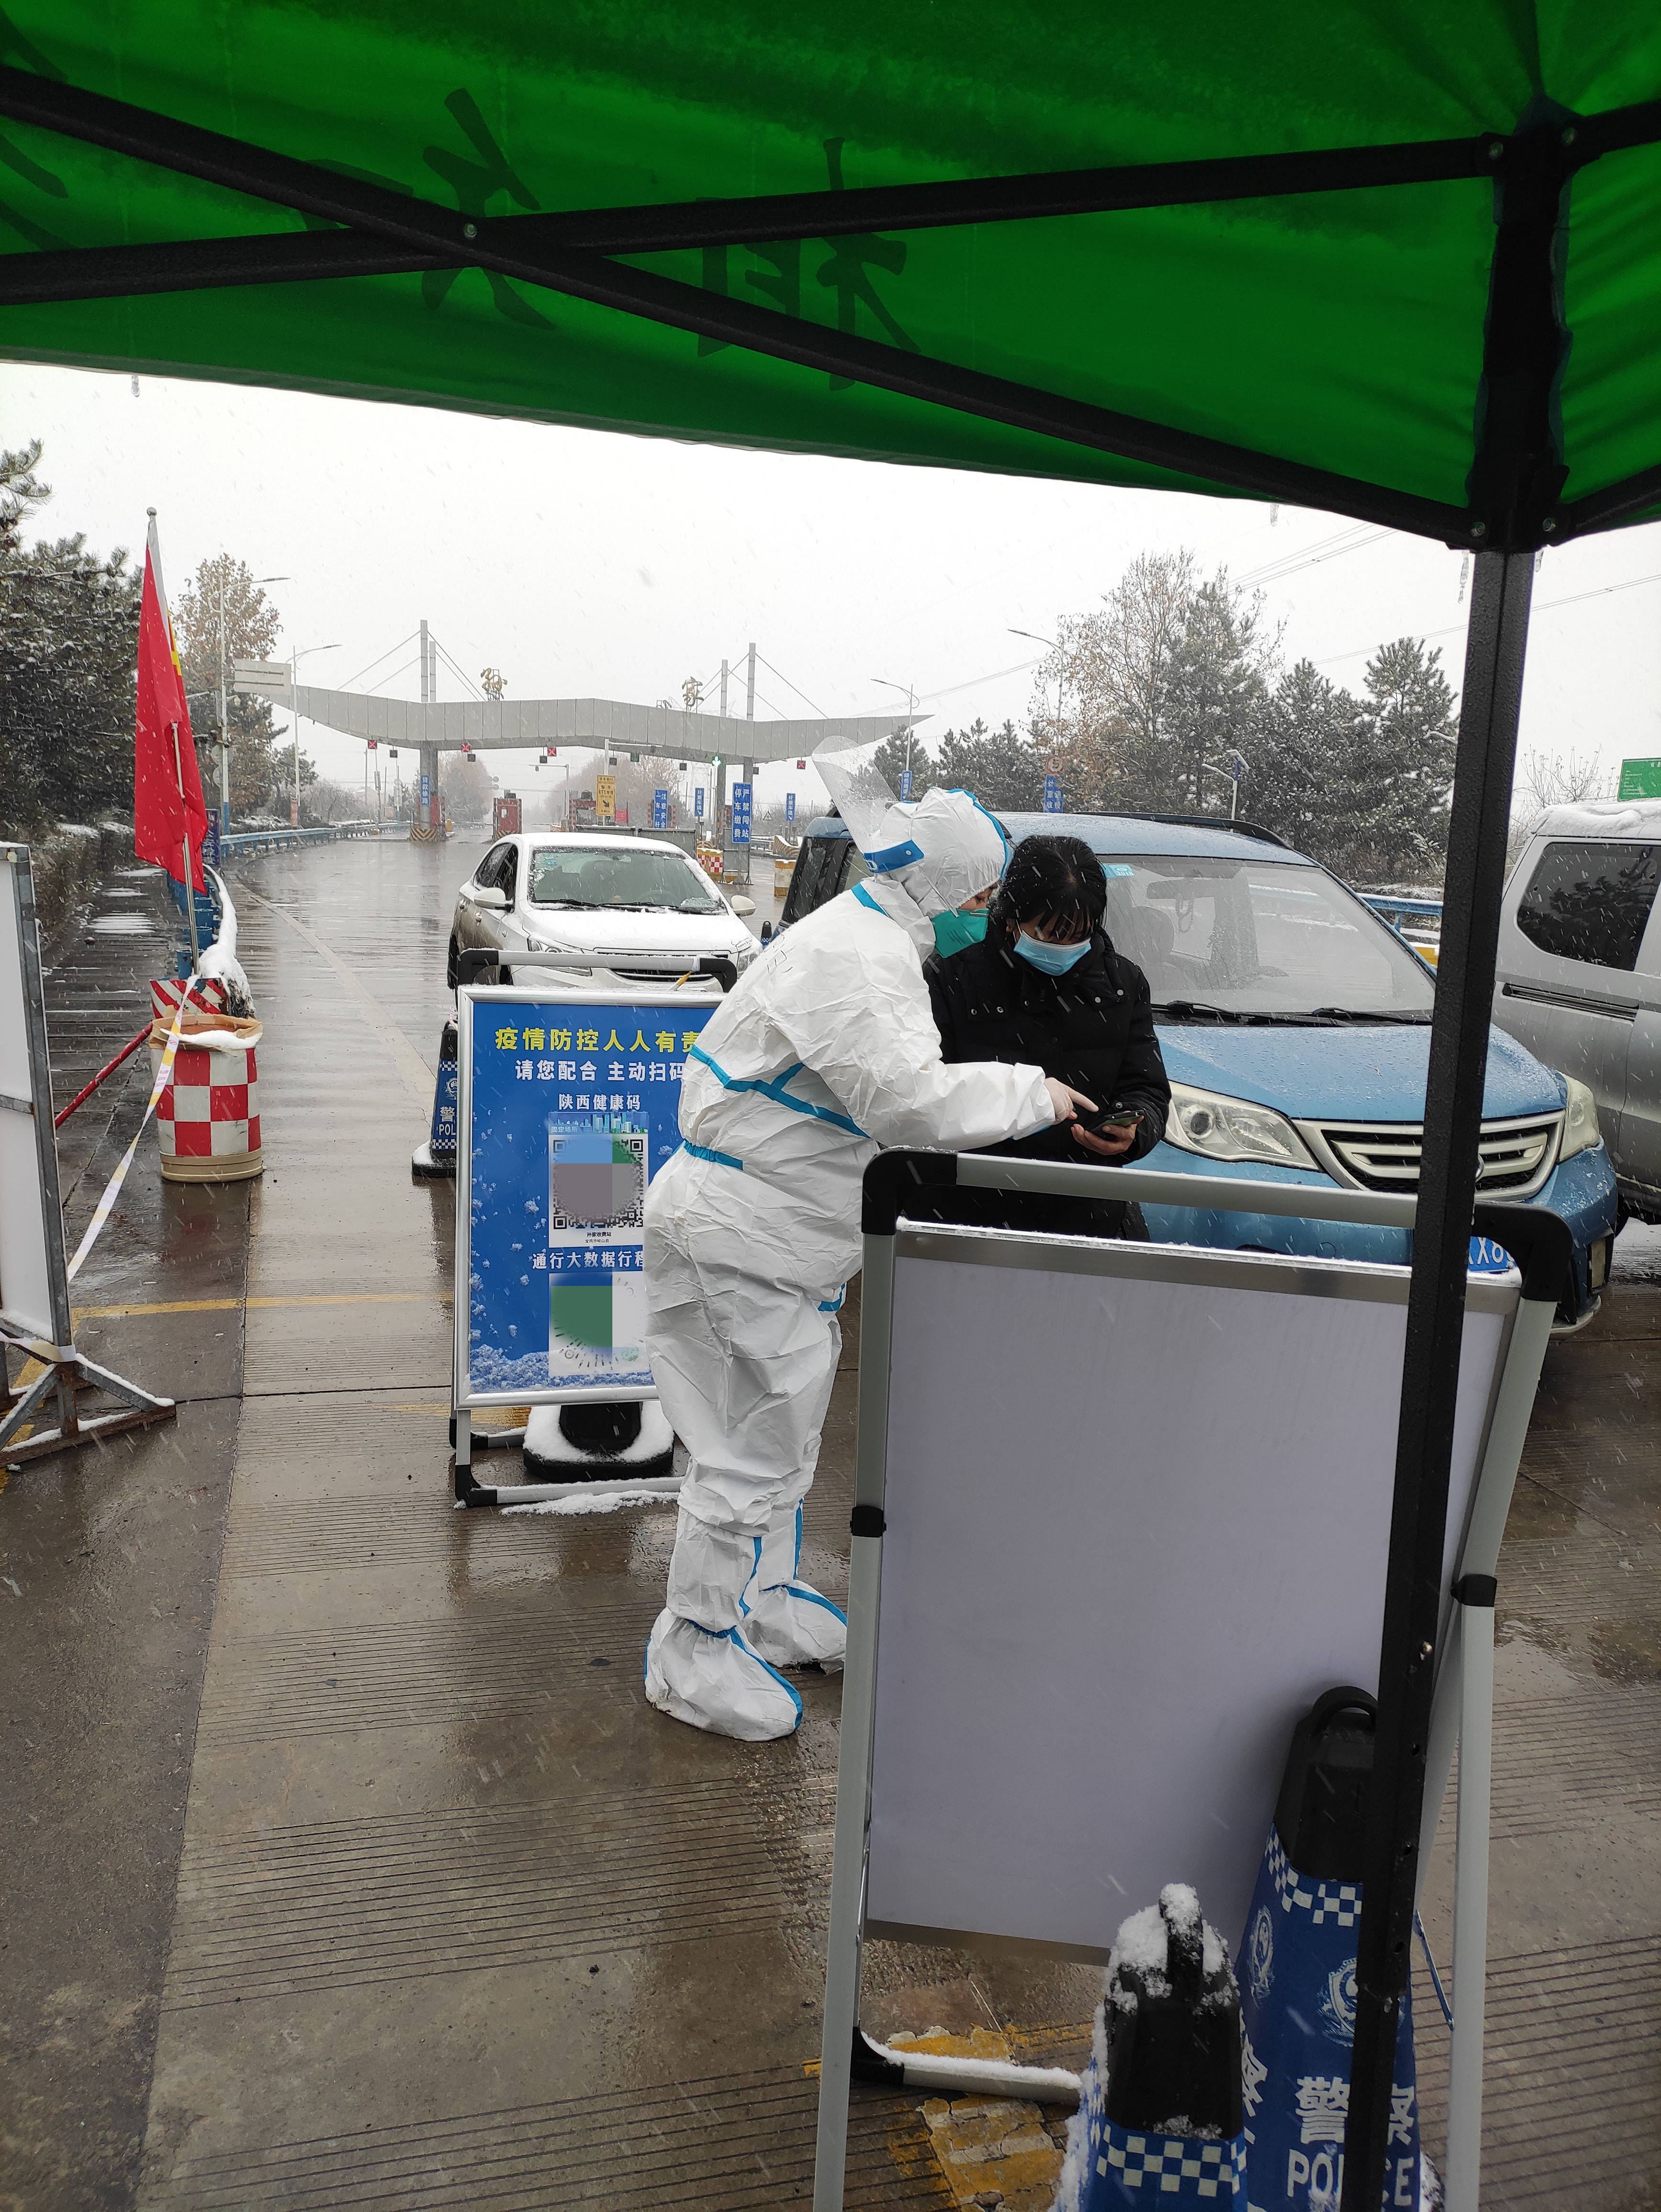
xmin=0 ymin=846 xmax=176 ymax=1468
xmin=449 ymin=950 xmax=724 ymax=1508
xmin=811 ymin=1150 xmax=1570 ymax=2212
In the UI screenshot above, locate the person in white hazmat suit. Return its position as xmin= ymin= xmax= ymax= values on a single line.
xmin=642 ymin=741 xmax=1096 ymax=1740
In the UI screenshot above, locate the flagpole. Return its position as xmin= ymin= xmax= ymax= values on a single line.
xmin=171 ymin=719 xmax=202 ymax=971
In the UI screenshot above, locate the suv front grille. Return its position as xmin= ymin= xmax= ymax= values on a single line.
xmin=1303 ymin=1113 xmax=1563 ymax=1197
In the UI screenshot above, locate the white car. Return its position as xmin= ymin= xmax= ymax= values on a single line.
xmin=447 ymin=831 xmax=760 ymax=990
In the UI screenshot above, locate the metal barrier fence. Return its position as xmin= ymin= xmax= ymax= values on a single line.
xmin=218 ymin=822 xmax=395 ymax=858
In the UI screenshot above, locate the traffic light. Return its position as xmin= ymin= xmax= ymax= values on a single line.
xmin=367 ymin=739 xmax=377 ymax=751
xmin=797 ymin=757 xmax=806 ymax=770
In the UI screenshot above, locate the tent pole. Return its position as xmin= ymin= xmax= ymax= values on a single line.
xmin=1340 ymin=547 xmax=1535 ymax=2210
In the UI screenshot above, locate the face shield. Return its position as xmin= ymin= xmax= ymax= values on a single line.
xmin=813 ymin=738 xmax=1009 ymax=918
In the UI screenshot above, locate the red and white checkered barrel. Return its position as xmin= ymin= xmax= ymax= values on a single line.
xmin=148 ymin=981 xmax=264 ymax=1183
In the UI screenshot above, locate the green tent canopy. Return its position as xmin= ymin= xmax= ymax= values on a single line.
xmin=2 ymin=3 xmax=1659 ymax=549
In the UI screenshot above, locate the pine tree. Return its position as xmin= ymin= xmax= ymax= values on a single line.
xmin=0 ymin=442 xmax=143 ymax=838
xmin=1248 ymin=659 xmax=1360 ymax=857
xmin=1341 ymin=639 xmax=1456 ymax=883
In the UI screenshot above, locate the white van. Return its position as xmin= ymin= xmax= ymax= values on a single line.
xmin=1494 ymin=801 xmax=1661 ymax=1225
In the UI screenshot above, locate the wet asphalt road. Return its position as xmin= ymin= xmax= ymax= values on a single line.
xmin=2 ymin=833 xmax=1657 ymax=2210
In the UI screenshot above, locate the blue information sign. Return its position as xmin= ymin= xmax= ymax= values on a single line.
xmin=1043 ymin=774 xmax=1063 ymax=814
xmin=694 ymin=786 xmax=705 ymax=819
xmin=731 ymin=782 xmax=753 ymax=844
xmin=899 ymin=768 xmax=912 ymax=798
xmin=459 ymin=991 xmax=719 ymax=1401
xmin=652 ymin=787 xmax=669 ymax=829
xmin=420 ymin=771 xmax=432 ymax=808
xmin=785 ymin=791 xmax=796 ymax=825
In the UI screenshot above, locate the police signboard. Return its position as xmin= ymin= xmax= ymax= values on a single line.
xmin=455 ymin=985 xmax=719 ymax=1407
xmin=899 ymin=768 xmax=912 ymax=798
xmin=694 ymin=786 xmax=705 ymax=819
xmin=652 ymin=788 xmax=669 ymax=829
xmin=420 ymin=771 xmax=432 ymax=808
xmin=1617 ymin=756 xmax=1661 ymax=799
xmin=731 ymin=782 xmax=753 ymax=844
xmin=786 ymin=792 xmax=796 ymax=825
xmin=1043 ymin=774 xmax=1063 ymax=813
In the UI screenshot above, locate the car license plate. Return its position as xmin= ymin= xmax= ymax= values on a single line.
xmin=1468 ymin=1235 xmax=1514 ymax=1275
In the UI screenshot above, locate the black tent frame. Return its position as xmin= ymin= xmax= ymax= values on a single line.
xmin=2 ymin=60 xmax=1651 ymax=2203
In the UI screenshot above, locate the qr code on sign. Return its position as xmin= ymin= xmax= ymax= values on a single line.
xmin=549 ymin=1129 xmax=647 ymax=1231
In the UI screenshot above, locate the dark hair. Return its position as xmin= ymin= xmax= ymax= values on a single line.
xmin=988 ymin=834 xmax=1107 ymax=945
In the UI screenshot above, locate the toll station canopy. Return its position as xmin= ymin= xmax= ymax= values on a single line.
xmin=2 ymin=4 xmax=1660 ymax=556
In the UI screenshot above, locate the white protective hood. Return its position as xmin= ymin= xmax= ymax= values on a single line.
xmin=813 ymin=738 xmax=1009 ymax=918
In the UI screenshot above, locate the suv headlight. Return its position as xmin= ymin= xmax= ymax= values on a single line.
xmin=1558 ymin=1074 xmax=1603 ymax=1160
xmin=1163 ymin=1081 xmax=1319 ymax=1171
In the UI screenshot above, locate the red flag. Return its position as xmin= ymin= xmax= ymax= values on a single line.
xmin=134 ymin=515 xmax=208 ymax=891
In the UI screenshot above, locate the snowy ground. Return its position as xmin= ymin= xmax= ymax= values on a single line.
xmin=1613 ymin=1213 xmax=1661 ymax=1284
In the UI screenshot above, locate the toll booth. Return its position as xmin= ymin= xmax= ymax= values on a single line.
xmin=492 ymin=793 xmax=521 ymax=838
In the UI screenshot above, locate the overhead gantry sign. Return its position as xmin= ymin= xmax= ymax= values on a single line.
xmin=233 ymin=660 xmax=916 ymax=835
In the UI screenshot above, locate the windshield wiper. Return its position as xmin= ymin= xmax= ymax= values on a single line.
xmin=1155 ymin=999 xmax=1431 ymax=1027
xmin=532 ymin=898 xmax=591 ymax=910
xmin=1154 ymin=1001 xmax=1325 ymax=1026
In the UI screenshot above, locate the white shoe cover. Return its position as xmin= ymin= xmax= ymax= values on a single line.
xmin=741 ymin=1580 xmax=846 ymax=1672
xmin=643 ymin=1609 xmax=803 ymax=1741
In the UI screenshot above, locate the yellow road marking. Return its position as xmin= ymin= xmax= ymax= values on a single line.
xmin=396 ymin=1402 xmax=530 ymax=1430
xmin=68 ymin=1292 xmax=448 ymax=1322
xmin=239 ymin=885 xmax=436 ymax=1107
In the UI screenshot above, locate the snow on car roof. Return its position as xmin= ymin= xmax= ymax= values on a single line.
xmin=1527 ymin=798 xmax=1661 ymax=840
xmin=520 ymin=830 xmax=691 ymax=854
xmin=998 ymin=811 xmax=1311 ymax=863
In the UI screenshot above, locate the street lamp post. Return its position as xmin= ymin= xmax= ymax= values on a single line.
xmin=1008 ymin=628 xmax=1063 ymax=749
xmin=218 ymin=569 xmax=287 ymax=840
xmin=288 ymin=642 xmax=342 ymax=827
xmin=872 ymin=677 xmax=919 ymax=790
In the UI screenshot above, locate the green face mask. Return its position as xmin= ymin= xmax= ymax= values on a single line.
xmin=931 ymin=907 xmax=989 ymax=958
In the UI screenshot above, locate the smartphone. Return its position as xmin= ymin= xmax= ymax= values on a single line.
xmin=1080 ymin=1103 xmax=1141 ymax=1136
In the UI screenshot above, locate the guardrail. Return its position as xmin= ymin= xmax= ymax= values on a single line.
xmin=218 ymin=822 xmax=393 ymax=858
xmin=1361 ymin=892 xmax=1443 ymax=932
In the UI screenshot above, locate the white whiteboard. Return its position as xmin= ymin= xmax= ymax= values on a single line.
xmin=864 ymin=1227 xmax=1515 ymax=1959
xmin=0 ymin=849 xmax=66 ymax=1347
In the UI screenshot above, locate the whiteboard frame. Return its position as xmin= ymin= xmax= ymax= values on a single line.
xmin=812 ymin=1150 xmax=1566 ymax=2212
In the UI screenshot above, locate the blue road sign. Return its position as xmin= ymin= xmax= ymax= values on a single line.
xmin=899 ymin=768 xmax=912 ymax=798
xmin=785 ymin=792 xmax=796 ymax=824
xmin=694 ymin=786 xmax=705 ymax=819
xmin=420 ymin=771 xmax=432 ymax=807
xmin=731 ymin=782 xmax=753 ymax=844
xmin=1043 ymin=774 xmax=1063 ymax=813
xmin=652 ymin=788 xmax=669 ymax=829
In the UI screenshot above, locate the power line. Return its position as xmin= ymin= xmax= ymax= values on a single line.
xmin=432 ymin=637 xmax=486 ymax=700
xmin=336 ymin=630 xmax=419 ymax=693
xmin=756 ymin=653 xmax=830 ymax=718
xmin=1235 ymin=524 xmax=1390 ymax=591
xmin=1313 ymin=568 xmax=1661 ymax=670
xmin=909 ymin=654 xmax=1043 ymax=708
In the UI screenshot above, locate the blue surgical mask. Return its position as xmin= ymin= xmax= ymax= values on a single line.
xmin=932 ymin=908 xmax=989 ymax=958
xmin=1014 ymin=930 xmax=1091 ymax=976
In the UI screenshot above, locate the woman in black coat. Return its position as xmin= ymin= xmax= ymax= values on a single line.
xmin=919 ymin=833 xmax=1172 ymax=1239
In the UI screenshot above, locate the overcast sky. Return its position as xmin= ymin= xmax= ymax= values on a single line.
xmin=6 ymin=360 xmax=1660 ymax=818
